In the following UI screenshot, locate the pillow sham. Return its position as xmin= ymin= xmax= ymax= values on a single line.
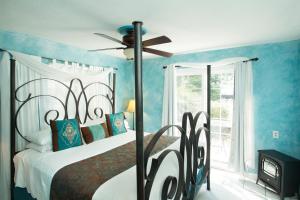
xmin=105 ymin=112 xmax=127 ymax=136
xmin=81 ymin=123 xmax=109 ymax=144
xmin=26 ymin=143 xmax=52 ymax=153
xmin=26 ymin=128 xmax=52 ymax=145
xmin=50 ymin=119 xmax=82 ymax=151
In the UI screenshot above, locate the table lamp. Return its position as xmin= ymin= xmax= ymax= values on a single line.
xmin=126 ymin=99 xmax=135 ymax=130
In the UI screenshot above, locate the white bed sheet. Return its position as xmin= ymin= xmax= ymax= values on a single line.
xmin=14 ymin=130 xmax=181 ymax=200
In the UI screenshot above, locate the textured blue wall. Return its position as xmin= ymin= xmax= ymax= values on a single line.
xmin=0 ymin=29 xmax=131 ymax=112
xmin=1 ymin=29 xmax=299 ymax=160
xmin=123 ymin=40 xmax=300 ymax=160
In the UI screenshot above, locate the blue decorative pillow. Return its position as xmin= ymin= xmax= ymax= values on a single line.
xmin=105 ymin=112 xmax=127 ymax=136
xmin=50 ymin=119 xmax=82 ymax=151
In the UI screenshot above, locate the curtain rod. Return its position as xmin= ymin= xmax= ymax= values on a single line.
xmin=0 ymin=48 xmax=118 ymax=71
xmin=162 ymin=57 xmax=259 ymax=69
xmin=0 ymin=48 xmax=13 ymax=58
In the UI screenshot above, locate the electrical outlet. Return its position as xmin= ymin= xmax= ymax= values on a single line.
xmin=272 ymin=131 xmax=279 ymax=139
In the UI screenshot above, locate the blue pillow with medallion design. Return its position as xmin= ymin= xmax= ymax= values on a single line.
xmin=105 ymin=112 xmax=127 ymax=136
xmin=50 ymin=119 xmax=82 ymax=151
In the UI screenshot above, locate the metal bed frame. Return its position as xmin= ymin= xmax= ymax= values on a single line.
xmin=132 ymin=22 xmax=211 ymax=200
xmin=9 ymin=59 xmax=116 ymax=199
xmin=9 ymin=21 xmax=212 ymax=200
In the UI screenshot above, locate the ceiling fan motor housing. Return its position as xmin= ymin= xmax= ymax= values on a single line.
xmin=123 ymin=33 xmax=135 ymax=47
xmin=119 ymin=25 xmax=147 ymax=47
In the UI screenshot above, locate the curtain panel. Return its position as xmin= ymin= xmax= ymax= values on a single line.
xmin=161 ymin=65 xmax=177 ymax=136
xmin=0 ymin=52 xmax=12 ymax=200
xmin=229 ymin=61 xmax=255 ymax=172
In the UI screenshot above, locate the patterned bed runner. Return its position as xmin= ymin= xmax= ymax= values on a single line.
xmin=50 ymin=134 xmax=178 ymax=200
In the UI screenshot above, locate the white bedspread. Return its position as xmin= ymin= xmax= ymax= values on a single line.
xmin=14 ymin=130 xmax=181 ymax=200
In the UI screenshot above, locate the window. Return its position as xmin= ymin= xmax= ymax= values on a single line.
xmin=176 ymin=68 xmax=207 ymax=124
xmin=210 ymin=67 xmax=234 ymax=169
xmin=175 ymin=66 xmax=234 ymax=169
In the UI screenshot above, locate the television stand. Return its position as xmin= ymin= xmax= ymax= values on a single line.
xmin=257 ymin=150 xmax=300 ymax=200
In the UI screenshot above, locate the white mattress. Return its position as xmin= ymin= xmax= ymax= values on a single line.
xmin=14 ymin=130 xmax=181 ymax=200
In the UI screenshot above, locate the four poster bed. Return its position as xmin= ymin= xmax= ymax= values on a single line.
xmin=9 ymin=21 xmax=211 ymax=200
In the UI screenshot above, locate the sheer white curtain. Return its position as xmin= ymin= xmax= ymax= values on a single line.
xmin=41 ymin=62 xmax=113 ymax=127
xmin=161 ymin=65 xmax=177 ymax=136
xmin=229 ymin=61 xmax=255 ymax=172
xmin=0 ymin=52 xmax=12 ymax=200
xmin=15 ymin=61 xmax=43 ymax=151
xmin=12 ymin=52 xmax=112 ymax=82
xmin=161 ymin=59 xmax=255 ymax=173
xmin=0 ymin=51 xmax=113 ymax=200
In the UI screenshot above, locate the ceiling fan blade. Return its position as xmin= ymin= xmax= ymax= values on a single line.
xmin=89 ymin=47 xmax=125 ymax=51
xmin=143 ymin=47 xmax=173 ymax=57
xmin=142 ymin=36 xmax=172 ymax=47
xmin=94 ymin=33 xmax=128 ymax=45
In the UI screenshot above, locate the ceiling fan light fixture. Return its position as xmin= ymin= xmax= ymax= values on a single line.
xmin=123 ymin=48 xmax=134 ymax=60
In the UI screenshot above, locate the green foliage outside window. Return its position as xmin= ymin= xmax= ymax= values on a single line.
xmin=211 ymin=105 xmax=230 ymax=119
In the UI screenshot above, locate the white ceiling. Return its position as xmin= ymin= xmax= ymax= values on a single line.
xmin=1 ymin=0 xmax=300 ymax=58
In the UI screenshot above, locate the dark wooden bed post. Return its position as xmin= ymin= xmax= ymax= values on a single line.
xmin=112 ymin=73 xmax=116 ymax=114
xmin=10 ymin=58 xmax=16 ymax=200
xmin=133 ymin=21 xmax=145 ymax=200
xmin=207 ymin=64 xmax=211 ymax=190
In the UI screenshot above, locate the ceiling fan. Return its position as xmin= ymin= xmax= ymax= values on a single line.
xmin=89 ymin=25 xmax=173 ymax=60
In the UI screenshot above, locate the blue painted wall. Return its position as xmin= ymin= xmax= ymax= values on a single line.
xmin=1 ymin=29 xmax=299 ymax=163
xmin=0 ymin=29 xmax=131 ymax=112
xmin=122 ymin=39 xmax=300 ymax=161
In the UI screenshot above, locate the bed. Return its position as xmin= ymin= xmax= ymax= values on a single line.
xmin=14 ymin=130 xmax=182 ymax=200
xmin=10 ymin=21 xmax=211 ymax=200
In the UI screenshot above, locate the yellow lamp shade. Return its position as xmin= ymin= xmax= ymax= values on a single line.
xmin=127 ymin=99 xmax=135 ymax=113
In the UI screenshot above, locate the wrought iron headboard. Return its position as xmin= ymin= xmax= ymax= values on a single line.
xmin=14 ymin=77 xmax=115 ymax=143
xmin=10 ymin=58 xmax=116 ymax=199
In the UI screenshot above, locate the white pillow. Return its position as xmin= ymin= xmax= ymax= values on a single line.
xmin=83 ymin=118 xmax=105 ymax=127
xmin=124 ymin=119 xmax=130 ymax=130
xmin=26 ymin=143 xmax=52 ymax=153
xmin=26 ymin=129 xmax=52 ymax=145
